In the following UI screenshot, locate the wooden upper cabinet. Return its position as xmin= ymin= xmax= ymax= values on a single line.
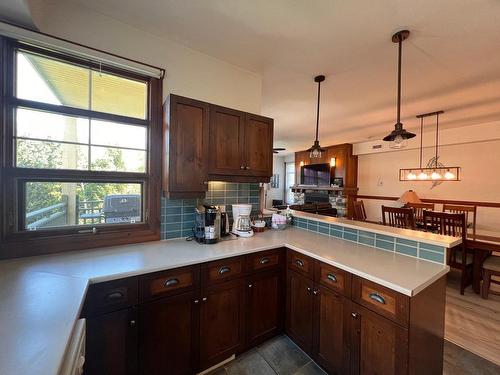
xmin=208 ymin=105 xmax=273 ymax=178
xmin=244 ymin=113 xmax=273 ymax=176
xmin=163 ymin=95 xmax=210 ymax=198
xmin=208 ymin=105 xmax=247 ymax=175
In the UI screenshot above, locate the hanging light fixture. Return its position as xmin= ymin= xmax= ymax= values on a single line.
xmin=399 ymin=110 xmax=461 ymax=181
xmin=383 ymin=30 xmax=416 ymax=149
xmin=307 ymin=75 xmax=327 ymax=158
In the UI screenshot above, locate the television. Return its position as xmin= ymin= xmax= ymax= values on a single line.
xmin=300 ymin=163 xmax=332 ymax=186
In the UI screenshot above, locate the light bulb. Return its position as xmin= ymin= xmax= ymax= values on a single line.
xmin=406 ymin=171 xmax=417 ymax=180
xmin=418 ymin=171 xmax=428 ymax=180
xmin=310 ymin=148 xmax=322 ymax=158
xmin=431 ymin=171 xmax=442 ymax=180
xmin=390 ymin=135 xmax=407 ymax=149
xmin=300 ymin=161 xmax=304 ymax=166
xmin=444 ymin=170 xmax=455 ymax=180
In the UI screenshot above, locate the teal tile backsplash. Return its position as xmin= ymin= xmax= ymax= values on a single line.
xmin=161 ymin=182 xmax=261 ymax=239
xmin=292 ymin=216 xmax=446 ymax=264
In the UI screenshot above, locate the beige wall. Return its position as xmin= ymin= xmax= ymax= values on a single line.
xmin=357 ymin=137 xmax=500 ymax=232
xmin=28 ymin=0 xmax=262 ymax=113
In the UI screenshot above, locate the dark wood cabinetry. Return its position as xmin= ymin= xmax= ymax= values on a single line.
xmin=163 ymin=95 xmax=210 ymax=198
xmin=350 ymin=303 xmax=408 ymax=375
xmin=139 ymin=291 xmax=199 ymax=375
xmin=286 ymin=270 xmax=315 ymax=352
xmin=85 ymin=307 xmax=138 ymax=375
xmin=163 ymin=96 xmax=274 ymax=198
xmin=83 ymin=248 xmax=445 ymax=375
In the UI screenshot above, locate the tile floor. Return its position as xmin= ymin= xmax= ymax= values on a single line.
xmin=209 ymin=335 xmax=500 ymax=375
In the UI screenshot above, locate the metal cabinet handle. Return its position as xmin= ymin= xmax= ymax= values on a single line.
xmin=240 ymin=165 xmax=245 ymax=170
xmin=130 ymin=320 xmax=136 ymax=327
xmin=248 ymin=284 xmax=253 ymax=288
xmin=260 ymin=257 xmax=270 ymax=265
xmin=307 ymin=287 xmax=312 ymax=293
xmin=203 ymin=181 xmax=209 ymax=185
xmin=194 ymin=299 xmax=200 ymax=304
xmin=313 ymin=290 xmax=319 ymax=296
xmin=164 ymin=278 xmax=179 ymax=287
xmin=351 ymin=312 xmax=360 ymax=320
xmin=368 ymin=292 xmax=386 ymax=305
xmin=245 ymin=166 xmax=250 ymax=170
xmin=105 ymin=291 xmax=124 ymax=301
xmin=202 ymin=297 xmax=207 ymax=302
xmin=219 ymin=266 xmax=231 ymax=274
xmin=327 ymin=273 xmax=337 ymax=283
xmin=295 ymin=259 xmax=304 ymax=267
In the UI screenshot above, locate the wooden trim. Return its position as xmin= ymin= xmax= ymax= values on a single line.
xmin=0 ymin=38 xmax=163 ymax=258
xmin=355 ymin=195 xmax=500 ymax=209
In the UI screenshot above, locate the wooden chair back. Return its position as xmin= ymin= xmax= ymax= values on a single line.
xmin=353 ymin=200 xmax=367 ymax=221
xmin=442 ymin=204 xmax=477 ymax=237
xmin=423 ymin=211 xmax=467 ymax=240
xmin=406 ymin=202 xmax=435 ymax=223
xmin=381 ymin=206 xmax=415 ymax=229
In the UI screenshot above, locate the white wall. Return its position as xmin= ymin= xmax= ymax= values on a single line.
xmin=356 ymin=130 xmax=500 ymax=232
xmin=265 ymin=155 xmax=285 ymax=207
xmin=28 ymin=0 xmax=262 ymax=113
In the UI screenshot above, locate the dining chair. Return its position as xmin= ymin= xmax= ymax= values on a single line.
xmin=353 ymin=200 xmax=367 ymax=221
xmin=443 ymin=204 xmax=477 ymax=237
xmin=406 ymin=202 xmax=435 ymax=223
xmin=381 ymin=206 xmax=415 ymax=229
xmin=481 ymin=255 xmax=500 ymax=299
xmin=423 ymin=211 xmax=473 ymax=295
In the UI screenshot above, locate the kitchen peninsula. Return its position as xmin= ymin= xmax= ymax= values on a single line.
xmin=0 ymin=219 xmax=456 ymax=375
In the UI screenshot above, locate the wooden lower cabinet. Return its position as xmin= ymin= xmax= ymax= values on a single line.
xmin=139 ymin=291 xmax=199 ymax=375
xmin=246 ymin=270 xmax=283 ymax=347
xmin=313 ymin=286 xmax=350 ymax=375
xmin=350 ymin=303 xmax=408 ymax=375
xmin=286 ymin=270 xmax=314 ymax=352
xmin=199 ymin=278 xmax=245 ymax=369
xmin=85 ymin=307 xmax=138 ymax=375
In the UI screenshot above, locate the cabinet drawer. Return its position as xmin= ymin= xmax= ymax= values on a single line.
xmin=247 ymin=248 xmax=283 ymax=273
xmin=287 ymin=250 xmax=314 ymax=279
xmin=140 ymin=265 xmax=200 ymax=302
xmin=204 ymin=256 xmax=245 ymax=285
xmin=82 ymin=277 xmax=138 ymax=317
xmin=352 ymin=276 xmax=409 ymax=326
xmin=316 ymin=262 xmax=351 ymax=297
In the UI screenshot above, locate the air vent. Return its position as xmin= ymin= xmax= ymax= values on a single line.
xmin=372 ymin=144 xmax=383 ymax=149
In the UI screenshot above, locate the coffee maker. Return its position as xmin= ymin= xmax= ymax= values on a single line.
xmin=194 ymin=205 xmax=221 ymax=244
xmin=232 ymin=204 xmax=254 ymax=237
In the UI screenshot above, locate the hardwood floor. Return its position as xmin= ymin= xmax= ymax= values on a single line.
xmin=445 ymin=269 xmax=500 ymax=366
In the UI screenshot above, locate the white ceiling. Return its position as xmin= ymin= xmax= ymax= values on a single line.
xmin=65 ymin=0 xmax=500 ymax=151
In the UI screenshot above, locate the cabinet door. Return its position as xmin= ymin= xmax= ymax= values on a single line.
xmin=84 ymin=307 xmax=138 ymax=375
xmin=208 ymin=105 xmax=246 ymax=175
xmin=166 ymin=95 xmax=210 ymax=195
xmin=139 ymin=291 xmax=199 ymax=375
xmin=199 ymin=279 xmax=245 ymax=370
xmin=350 ymin=303 xmax=409 ymax=375
xmin=313 ymin=286 xmax=350 ymax=375
xmin=243 ymin=113 xmax=273 ymax=176
xmin=246 ymin=270 xmax=283 ymax=347
xmin=286 ymin=270 xmax=314 ymax=353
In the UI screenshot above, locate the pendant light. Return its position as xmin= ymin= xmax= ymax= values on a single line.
xmin=399 ymin=110 xmax=460 ymax=181
xmin=383 ymin=30 xmax=416 ymax=149
xmin=307 ymin=75 xmax=326 ymax=158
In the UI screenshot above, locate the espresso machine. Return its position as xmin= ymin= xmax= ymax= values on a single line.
xmin=194 ymin=205 xmax=221 ymax=244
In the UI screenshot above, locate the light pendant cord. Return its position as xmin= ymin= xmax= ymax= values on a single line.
xmin=435 ymin=112 xmax=440 ymax=166
xmin=397 ymin=35 xmax=402 ymax=125
xmin=315 ymin=79 xmax=321 ymax=142
xmin=419 ymin=116 xmax=424 ymax=169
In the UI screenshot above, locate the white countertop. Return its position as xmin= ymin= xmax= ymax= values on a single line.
xmin=0 ymin=227 xmax=449 ymax=375
xmin=293 ymin=210 xmax=461 ymax=248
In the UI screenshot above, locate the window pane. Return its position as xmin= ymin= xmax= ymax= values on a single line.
xmin=24 ymin=181 xmax=142 ymax=230
xmin=91 ymin=146 xmax=146 ymax=173
xmin=91 ymin=70 xmax=147 ymax=119
xmin=16 ymin=139 xmax=88 ymax=170
xmin=16 ymin=108 xmax=89 ymax=143
xmin=17 ymin=51 xmax=90 ymax=109
xmin=91 ymin=120 xmax=146 ymax=149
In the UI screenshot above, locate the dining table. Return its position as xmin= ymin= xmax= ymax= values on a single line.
xmin=466 ymin=229 xmax=500 ymax=294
